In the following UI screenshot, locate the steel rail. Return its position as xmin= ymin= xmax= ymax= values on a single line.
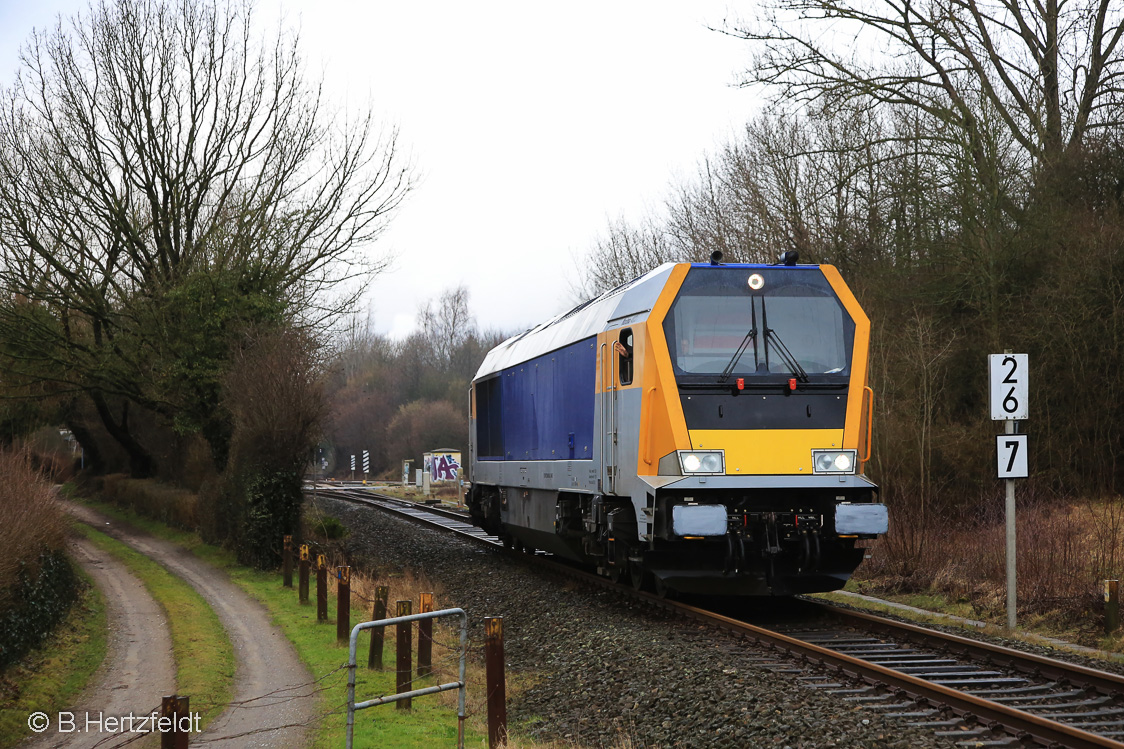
xmin=672 ymin=601 xmax=1124 ymax=749
xmin=821 ymin=604 xmax=1124 ymax=699
xmin=311 ymin=484 xmax=1124 ymax=749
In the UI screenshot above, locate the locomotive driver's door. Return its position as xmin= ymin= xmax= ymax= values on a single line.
xmin=599 ymin=337 xmax=616 ymax=493
xmin=600 ymin=329 xmax=633 ymax=495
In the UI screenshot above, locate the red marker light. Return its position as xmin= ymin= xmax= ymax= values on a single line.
xmin=788 ymin=378 xmax=797 ymax=391
xmin=736 ymin=377 xmax=744 ymax=390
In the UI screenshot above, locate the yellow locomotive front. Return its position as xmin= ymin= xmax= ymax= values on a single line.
xmin=621 ymin=260 xmax=884 ymax=595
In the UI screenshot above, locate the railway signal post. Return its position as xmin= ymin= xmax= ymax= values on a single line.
xmin=989 ymin=352 xmax=1029 ymax=631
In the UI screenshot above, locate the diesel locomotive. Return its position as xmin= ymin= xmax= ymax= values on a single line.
xmin=466 ymin=256 xmax=886 ymax=596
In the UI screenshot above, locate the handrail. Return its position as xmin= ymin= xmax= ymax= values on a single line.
xmin=609 ymin=337 xmax=618 ymax=493
xmin=598 ymin=341 xmax=607 ymax=491
xmin=641 ymin=386 xmax=657 ymax=465
xmin=862 ymin=385 xmax=874 ymax=469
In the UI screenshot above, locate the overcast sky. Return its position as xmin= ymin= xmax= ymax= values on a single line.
xmin=0 ymin=1 xmax=759 ymax=339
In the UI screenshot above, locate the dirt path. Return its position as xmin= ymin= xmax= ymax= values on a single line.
xmin=22 ymin=537 xmax=174 ymax=749
xmin=63 ymin=505 xmax=316 ymax=748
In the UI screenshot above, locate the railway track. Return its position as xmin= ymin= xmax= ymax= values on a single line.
xmin=310 ymin=483 xmax=1124 ymax=749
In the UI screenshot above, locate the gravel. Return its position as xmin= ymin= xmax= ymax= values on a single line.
xmin=312 ymin=495 xmax=957 ymax=748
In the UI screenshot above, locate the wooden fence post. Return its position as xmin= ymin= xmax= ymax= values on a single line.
xmin=316 ymin=555 xmax=327 ymax=622
xmin=418 ymin=592 xmax=433 ymax=677
xmin=282 ymin=535 xmax=293 ymax=588
xmin=396 ymin=600 xmax=412 ymax=710
xmin=298 ymin=545 xmax=310 ymax=604
xmin=160 ymin=694 xmax=190 ymax=749
xmin=336 ymin=566 xmax=351 ymax=642
xmin=485 ymin=616 xmax=507 ymax=748
xmin=368 ymin=585 xmax=388 ymax=669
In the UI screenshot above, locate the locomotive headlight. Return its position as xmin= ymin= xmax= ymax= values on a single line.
xmin=812 ymin=450 xmax=857 ymax=474
xmin=678 ymin=450 xmax=725 ymax=475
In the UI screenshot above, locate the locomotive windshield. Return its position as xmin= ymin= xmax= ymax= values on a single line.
xmin=663 ymin=267 xmax=854 ymax=379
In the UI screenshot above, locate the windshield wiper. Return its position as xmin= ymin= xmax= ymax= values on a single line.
xmin=761 ymin=297 xmax=809 ymax=383
xmin=717 ymin=326 xmax=756 ymax=383
xmin=717 ymin=296 xmax=759 ymax=383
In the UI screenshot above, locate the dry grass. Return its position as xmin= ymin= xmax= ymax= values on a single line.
xmin=861 ymin=490 xmax=1124 ymax=634
xmin=96 ymin=474 xmax=199 ymax=530
xmin=0 ymin=450 xmax=69 ymax=600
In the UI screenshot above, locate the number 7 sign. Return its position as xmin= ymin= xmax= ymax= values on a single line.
xmin=989 ymin=354 xmax=1028 ymax=420
xmin=996 ymin=434 xmax=1029 ymax=479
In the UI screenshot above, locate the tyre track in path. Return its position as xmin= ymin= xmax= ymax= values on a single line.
xmin=64 ymin=505 xmax=316 ymax=749
xmin=22 ymin=537 xmax=174 ymax=749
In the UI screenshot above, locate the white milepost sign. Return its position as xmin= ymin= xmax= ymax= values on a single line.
xmin=989 ymin=352 xmax=1028 ymax=633
xmin=996 ymin=434 xmax=1029 ymax=479
xmin=988 ymin=353 xmax=1029 ymax=420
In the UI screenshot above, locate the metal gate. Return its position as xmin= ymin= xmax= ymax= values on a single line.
xmin=346 ymin=608 xmax=468 ymax=749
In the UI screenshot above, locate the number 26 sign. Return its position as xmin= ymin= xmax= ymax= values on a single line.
xmin=989 ymin=354 xmax=1028 ymax=421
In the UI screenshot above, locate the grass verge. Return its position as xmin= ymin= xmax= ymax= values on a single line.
xmin=77 ymin=499 xmax=493 ymax=748
xmin=73 ymin=523 xmax=235 ymax=729
xmin=0 ymin=566 xmax=106 ymax=748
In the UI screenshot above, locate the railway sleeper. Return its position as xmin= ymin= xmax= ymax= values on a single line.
xmin=844 ymin=693 xmax=894 ymax=703
xmin=1037 ymin=706 xmax=1124 ymax=719
xmin=883 ymin=710 xmax=940 ymax=719
xmin=984 ymin=688 xmax=1086 ymax=703
xmin=864 ymin=701 xmax=921 ymax=711
xmin=910 ymin=718 xmax=966 ymax=728
xmin=1018 ymin=695 xmax=1111 ymax=710
xmin=930 ymin=677 xmax=1029 ymax=687
xmin=966 ymin=682 xmax=1058 ymax=696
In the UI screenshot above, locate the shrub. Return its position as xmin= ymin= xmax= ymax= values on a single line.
xmin=858 ymin=488 xmax=1124 ymax=626
xmin=96 ymin=474 xmax=199 ymax=530
xmin=0 ymin=450 xmax=75 ymax=664
xmin=221 ymin=326 xmax=325 ymax=569
xmin=0 ymin=550 xmax=78 ymax=667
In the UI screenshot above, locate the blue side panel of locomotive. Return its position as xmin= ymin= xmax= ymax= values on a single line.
xmin=477 ymin=336 xmax=596 ymax=461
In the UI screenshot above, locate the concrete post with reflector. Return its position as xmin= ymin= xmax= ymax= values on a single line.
xmin=1107 ymin=580 xmax=1120 ymax=634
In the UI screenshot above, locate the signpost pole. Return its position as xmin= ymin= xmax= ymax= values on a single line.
xmin=990 ymin=350 xmax=1028 ymax=632
xmin=1005 ymin=417 xmax=1016 ymax=631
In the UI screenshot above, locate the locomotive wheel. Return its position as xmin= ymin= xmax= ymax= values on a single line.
xmin=629 ymin=558 xmax=651 ymax=592
xmin=501 ymin=533 xmax=514 ymax=550
xmin=607 ymin=542 xmax=629 ymax=584
xmin=608 ymin=562 xmax=627 ymax=584
xmin=653 ymin=575 xmax=674 ymax=600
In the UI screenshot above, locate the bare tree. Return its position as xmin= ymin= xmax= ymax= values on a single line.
xmin=418 ymin=286 xmax=475 ymax=366
xmin=728 ymin=0 xmax=1124 ymax=196
xmin=0 ymin=0 xmax=412 ymax=473
xmin=570 ymin=215 xmax=680 ymax=299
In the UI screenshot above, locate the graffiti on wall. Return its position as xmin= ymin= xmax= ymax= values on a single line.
xmin=426 ymin=452 xmax=461 ymax=482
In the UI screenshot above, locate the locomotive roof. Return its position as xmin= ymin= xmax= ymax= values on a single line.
xmin=473 ymin=263 xmax=678 ymax=380
xmin=473 ymin=261 xmax=833 ymax=380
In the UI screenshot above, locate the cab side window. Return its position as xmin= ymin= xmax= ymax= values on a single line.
xmin=618 ymin=328 xmax=634 ymax=385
